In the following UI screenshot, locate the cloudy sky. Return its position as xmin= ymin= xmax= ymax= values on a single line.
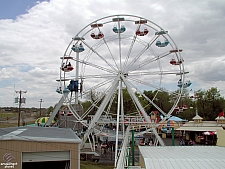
xmin=0 ymin=0 xmax=225 ymax=108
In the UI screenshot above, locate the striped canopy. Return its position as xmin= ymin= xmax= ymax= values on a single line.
xmin=158 ymin=120 xmax=179 ymax=129
xmin=35 ymin=117 xmax=55 ymax=125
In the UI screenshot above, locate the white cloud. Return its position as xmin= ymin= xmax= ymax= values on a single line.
xmin=0 ymin=0 xmax=225 ymax=108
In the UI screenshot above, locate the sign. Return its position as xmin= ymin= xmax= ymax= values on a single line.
xmin=1 ymin=153 xmax=17 ymax=168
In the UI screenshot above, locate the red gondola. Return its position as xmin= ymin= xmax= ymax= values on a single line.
xmin=182 ymin=104 xmax=187 ymax=110
xmin=175 ymin=106 xmax=180 ymax=111
xmin=170 ymin=58 xmax=176 ymax=65
xmin=136 ymin=28 xmax=148 ymax=36
xmin=60 ymin=111 xmax=73 ymax=116
xmin=91 ymin=31 xmax=104 ymax=39
xmin=61 ymin=62 xmax=74 ymax=72
xmin=174 ymin=104 xmax=188 ymax=113
xmin=170 ymin=58 xmax=183 ymax=65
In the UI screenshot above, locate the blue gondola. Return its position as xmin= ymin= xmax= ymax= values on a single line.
xmin=56 ymin=87 xmax=62 ymax=94
xmin=71 ymin=43 xmax=85 ymax=52
xmin=56 ymin=87 xmax=70 ymax=94
xmin=177 ymin=79 xmax=192 ymax=88
xmin=113 ymin=25 xmax=126 ymax=33
xmin=67 ymin=80 xmax=79 ymax=92
xmin=156 ymin=39 xmax=169 ymax=47
xmin=63 ymin=88 xmax=70 ymax=93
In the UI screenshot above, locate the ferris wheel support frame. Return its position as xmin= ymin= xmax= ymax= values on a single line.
xmin=114 ymin=80 xmax=122 ymax=167
xmin=45 ymin=92 xmax=69 ymax=126
xmin=121 ymin=75 xmax=165 ymax=146
xmin=81 ymin=76 xmax=120 ymax=148
xmin=75 ymin=52 xmax=79 ymax=104
xmin=81 ymin=73 xmax=165 ymax=148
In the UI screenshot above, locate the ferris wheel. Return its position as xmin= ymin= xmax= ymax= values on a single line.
xmin=55 ymin=14 xmax=189 ymax=146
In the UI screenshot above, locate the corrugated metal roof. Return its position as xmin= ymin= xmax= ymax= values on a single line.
xmin=139 ymin=146 xmax=225 ymax=169
xmin=0 ymin=126 xmax=81 ymax=143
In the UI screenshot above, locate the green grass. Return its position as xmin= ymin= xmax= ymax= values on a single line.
xmin=0 ymin=111 xmax=35 ymax=128
xmin=0 ymin=112 xmax=17 ymax=119
xmin=80 ymin=161 xmax=114 ymax=169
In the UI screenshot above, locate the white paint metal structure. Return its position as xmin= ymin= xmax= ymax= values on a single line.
xmin=52 ymin=14 xmax=188 ymax=165
xmin=139 ymin=146 xmax=225 ymax=169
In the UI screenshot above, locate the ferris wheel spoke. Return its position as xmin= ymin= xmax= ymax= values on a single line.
xmin=92 ymin=24 xmax=120 ymax=70
xmin=74 ymin=57 xmax=116 ymax=74
xmin=126 ymin=80 xmax=168 ymax=117
xmin=82 ymin=78 xmax=114 ymax=95
xmin=128 ymin=76 xmax=177 ymax=95
xmin=80 ymin=78 xmax=116 ymax=119
xmin=123 ymin=34 xmax=137 ymax=70
xmin=116 ymin=22 xmax=123 ymax=70
xmin=124 ymin=36 xmax=159 ymax=72
xmin=128 ymin=70 xmax=184 ymax=76
xmin=129 ymin=50 xmax=171 ymax=73
xmin=102 ymin=37 xmax=119 ymax=70
xmin=82 ymin=41 xmax=118 ymax=72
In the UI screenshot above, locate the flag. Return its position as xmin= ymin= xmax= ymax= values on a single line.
xmin=218 ymin=110 xmax=224 ymax=117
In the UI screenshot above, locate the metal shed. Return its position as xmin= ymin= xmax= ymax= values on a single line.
xmin=0 ymin=126 xmax=81 ymax=169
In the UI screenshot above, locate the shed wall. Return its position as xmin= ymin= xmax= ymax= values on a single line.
xmin=0 ymin=140 xmax=79 ymax=169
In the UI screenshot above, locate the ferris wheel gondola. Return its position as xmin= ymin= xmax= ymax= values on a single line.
xmin=170 ymin=58 xmax=184 ymax=65
xmin=136 ymin=28 xmax=149 ymax=36
xmin=113 ymin=25 xmax=126 ymax=33
xmin=61 ymin=62 xmax=74 ymax=72
xmin=177 ymin=79 xmax=192 ymax=88
xmin=91 ymin=31 xmax=104 ymax=39
xmin=156 ymin=39 xmax=169 ymax=47
xmin=71 ymin=43 xmax=85 ymax=52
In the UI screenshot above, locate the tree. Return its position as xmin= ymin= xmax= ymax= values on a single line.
xmin=194 ymin=87 xmax=224 ymax=120
xmin=47 ymin=106 xmax=54 ymax=116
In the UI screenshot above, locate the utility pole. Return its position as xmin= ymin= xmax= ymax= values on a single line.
xmin=39 ymin=99 xmax=44 ymax=116
xmin=15 ymin=90 xmax=27 ymax=127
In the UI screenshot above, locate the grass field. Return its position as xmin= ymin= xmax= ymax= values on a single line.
xmin=0 ymin=112 xmax=17 ymax=119
xmin=80 ymin=161 xmax=114 ymax=169
xmin=0 ymin=111 xmax=36 ymax=128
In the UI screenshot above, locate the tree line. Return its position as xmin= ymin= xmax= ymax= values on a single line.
xmin=78 ymin=87 xmax=225 ymax=121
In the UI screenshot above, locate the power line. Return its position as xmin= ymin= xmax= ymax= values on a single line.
xmin=15 ymin=90 xmax=27 ymax=127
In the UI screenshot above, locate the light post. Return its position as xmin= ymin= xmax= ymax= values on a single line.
xmin=39 ymin=99 xmax=44 ymax=116
xmin=190 ymin=95 xmax=198 ymax=115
